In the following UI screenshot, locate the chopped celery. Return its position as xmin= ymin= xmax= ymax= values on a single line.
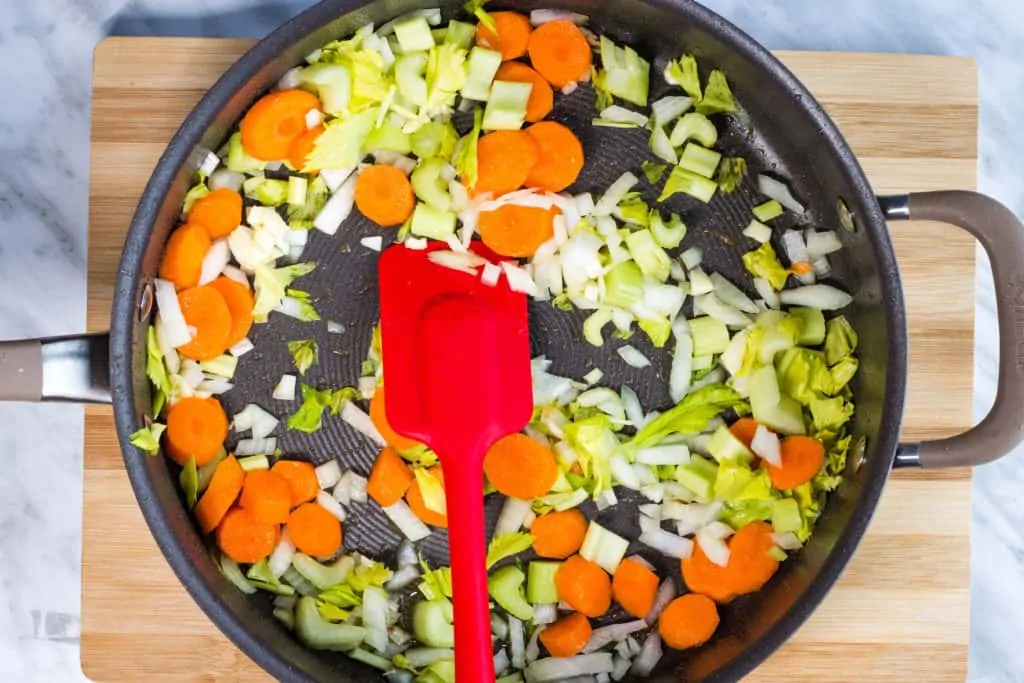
xmin=182 ymin=182 xmax=210 ymax=215
xmin=650 ymin=212 xmax=687 ymax=249
xmin=454 ymin=108 xmax=484 ymax=188
xmin=394 ymin=16 xmax=436 ymax=53
xmin=396 ymin=52 xmax=429 ymax=106
xmin=425 ymin=43 xmax=468 ymax=112
xmin=413 ymin=599 xmax=455 ymax=648
xmin=743 ymin=219 xmax=772 ymax=244
xmin=292 ymin=553 xmax=356 ymax=590
xmin=349 ymin=648 xmax=392 ymax=671
xmin=410 ymin=203 xmax=457 ymax=240
xmin=707 ymin=424 xmax=754 ymax=464
xmin=298 ymin=63 xmax=352 ymax=116
xmin=767 ymin=546 xmax=788 ymax=562
xmin=288 ymin=176 xmax=308 ymax=207
xmin=679 ymin=143 xmax=722 ymax=179
xmin=411 ymin=158 xmax=452 ymax=211
xmin=714 ymin=462 xmax=756 ymax=501
xmin=444 ymin=20 xmax=476 ymax=50
xmin=247 ymin=560 xmax=296 ymax=596
xmin=749 ymin=366 xmax=805 ymax=435
xmin=624 ymin=230 xmax=672 ymax=282
xmin=630 ymin=384 xmax=744 ymax=449
xmin=715 ymin=157 xmax=748 ymax=193
xmin=603 ymin=261 xmax=644 ymax=309
xmin=642 ymin=160 xmax=668 ymax=184
xmin=669 ymin=113 xmax=718 ymax=148
xmin=824 ymin=315 xmax=859 ymax=365
xmin=227 ymin=132 xmax=267 ymax=174
xmin=417 ymin=660 xmax=456 ymax=683
xmin=179 ymin=456 xmax=198 ymax=509
xmin=675 ymin=455 xmax=718 ymax=499
xmin=664 ymin=54 xmax=702 ymax=100
xmin=659 ymin=166 xmax=718 ymax=203
xmin=757 ymin=327 xmax=798 ymax=365
xmin=287 ymin=339 xmax=318 ymax=375
xmin=295 ymin=596 xmax=366 ymax=651
xmin=583 ymin=308 xmax=613 ymax=346
xmin=809 ymin=396 xmax=853 ymax=432
xmin=526 ymin=562 xmax=561 ymax=605
xmin=649 ymin=124 xmax=678 ymax=164
xmin=483 ymin=80 xmax=532 ymax=130
xmin=742 ymin=243 xmax=789 ymax=291
xmin=462 ymin=47 xmax=503 ymax=101
xmin=689 ymin=316 xmax=730 ymax=356
xmin=307 ymin=108 xmax=378 ymax=171
xmin=238 ymin=455 xmax=270 ymax=472
xmin=790 ymin=308 xmax=826 ymax=346
xmin=579 ymin=522 xmax=629 ymax=574
xmin=696 ymin=70 xmax=737 ymax=116
xmin=288 ymin=175 xmax=330 ymax=228
xmin=617 ymin=194 xmax=652 ymax=227
xmin=242 ymin=176 xmax=288 ymax=206
xmin=598 ymin=36 xmax=650 ymax=106
xmin=129 ymin=424 xmax=165 ymax=456
xmin=486 ymin=532 xmax=534 ymax=569
xmin=364 ymin=121 xmax=412 ymax=154
xmin=488 ymin=566 xmax=534 ymax=621
xmin=196 ymin=449 xmax=227 ymax=492
xmin=753 ymin=199 xmax=784 ymax=222
xmin=772 ymin=498 xmax=802 ymax=533
xmin=776 ymin=347 xmax=834 ymax=404
xmin=692 ymin=353 xmax=715 ymax=372
xmin=465 ymin=0 xmax=497 ymax=32
xmin=411 ymin=121 xmax=459 ymax=159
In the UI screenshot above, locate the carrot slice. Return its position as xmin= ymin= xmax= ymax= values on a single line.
xmin=354 ymin=165 xmax=416 ymax=227
xmin=287 ymin=502 xmax=343 ymax=558
xmin=240 ymin=89 xmax=321 ymax=161
xmin=475 ymin=12 xmax=532 ymax=61
xmin=189 ymin=188 xmax=243 ymax=239
xmin=165 ymin=397 xmax=229 ymax=467
xmin=524 ymin=121 xmax=585 ymax=193
xmin=406 ymin=466 xmax=448 ymax=528
xmin=527 ymin=20 xmax=593 ymax=88
xmin=159 ymin=223 xmax=211 ymax=290
xmin=768 ymin=436 xmax=826 ymax=490
xmin=288 ymin=124 xmax=324 ymax=173
xmin=728 ymin=417 xmax=760 ymax=449
xmin=531 ymin=509 xmax=588 ymax=559
xmin=612 ymin=557 xmax=660 ymax=619
xmin=369 ymin=386 xmax=425 ymax=453
xmin=539 ymin=613 xmax=592 ymax=658
xmin=659 ymin=594 xmax=720 ymax=650
xmin=208 ymin=276 xmax=254 ymax=349
xmin=478 ymin=205 xmax=558 ymax=258
xmin=194 ymin=455 xmax=244 ymax=534
xmin=483 ymin=433 xmax=559 ymax=499
xmin=495 ymin=62 xmax=554 ymax=123
xmin=239 ymin=469 xmax=294 ymax=525
xmin=682 ymin=521 xmax=780 ymax=603
xmin=271 ymin=460 xmax=320 ymax=508
xmin=367 ymin=447 xmax=415 ymax=507
xmin=176 ymin=285 xmax=233 ymax=361
xmin=473 ymin=130 xmax=540 ymax=196
xmin=556 ymin=555 xmax=612 ymax=618
xmin=217 ymin=506 xmax=280 ymax=564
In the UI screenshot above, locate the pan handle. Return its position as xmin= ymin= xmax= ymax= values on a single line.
xmin=881 ymin=191 xmax=1024 ymax=468
xmin=0 ymin=334 xmax=111 ymax=403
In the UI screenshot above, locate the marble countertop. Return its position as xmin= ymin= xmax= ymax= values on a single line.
xmin=0 ymin=0 xmax=1021 ymax=680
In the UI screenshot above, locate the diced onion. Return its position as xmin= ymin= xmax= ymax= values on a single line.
xmin=779 ymin=284 xmax=853 ymax=310
xmin=757 ymin=174 xmax=805 ymax=214
xmin=404 ymin=237 xmax=428 ymax=251
xmin=268 ymin=532 xmax=296 ymax=578
xmin=314 ymin=173 xmax=357 ymax=235
xmin=709 ymin=273 xmax=759 ymax=314
xmin=620 ymin=385 xmax=643 ymax=427
xmin=197 ymin=150 xmax=220 ymax=177
xmin=196 ymin=378 xmax=233 ymax=395
xmin=805 ymin=230 xmax=843 ymax=257
xmin=360 ymin=236 xmax=383 ymax=252
xmin=696 ymin=293 xmax=753 ymax=329
xmin=751 ymin=424 xmax=782 ymax=467
xmin=599 ymin=105 xmax=649 ymax=127
xmin=596 ymin=488 xmax=618 ymax=511
xmin=501 ymin=262 xmax=539 ymax=296
xmin=527 ymin=653 xmax=615 ymax=682
xmin=315 ymin=460 xmax=343 ymax=490
xmin=495 ymin=497 xmax=533 ymax=536
xmin=669 ymin=320 xmax=693 ymax=402
xmin=481 ymin=262 xmax=501 ymax=286
xmin=320 ymin=168 xmax=354 ymax=192
xmin=316 ymin=490 xmax=347 ymax=522
xmin=583 ymin=620 xmax=648 ymax=654
xmin=510 ymin=616 xmax=526 ymax=670
xmin=561 ymin=81 xmax=579 ymax=95
xmin=494 ymin=648 xmax=510 ymax=676
xmin=617 ymin=345 xmax=650 ymax=368
xmin=362 ymin=586 xmax=389 ymax=654
xmin=610 ymin=454 xmax=641 ymax=490
xmin=651 ymin=95 xmax=694 ymax=125
xmin=222 ymin=265 xmax=248 ymax=286
xmin=630 ymin=634 xmax=663 ymax=677
xmin=305 ymin=108 xmax=324 ymax=130
xmin=639 ymin=528 xmax=693 ymax=559
xmin=533 ymin=603 xmax=557 ymax=626
xmin=273 ymin=374 xmax=297 ymax=401
xmin=340 ymin=402 xmax=387 ymax=447
xmin=382 ymin=501 xmax=431 ymax=541
xmin=696 ymin=528 xmax=731 ymax=567
xmin=427 ymin=250 xmax=486 ymax=275
xmin=649 ymin=125 xmax=677 ymax=164
xmin=209 ymin=169 xmax=244 ymax=192
xmin=635 ymin=444 xmax=691 ymax=466
xmin=153 ymin=279 xmax=192 ymax=348
xmin=277 ymin=67 xmax=303 ymax=90
xmin=772 ymin=532 xmax=802 ymax=550
xmin=358 ymin=376 xmax=377 ymax=399
xmin=233 ymin=403 xmax=279 ymax=439
xmin=235 ymin=437 xmax=277 ymax=456
xmin=743 ymin=219 xmax=772 ymax=244
xmin=583 ymin=368 xmax=605 ymax=386
xmin=594 ymin=172 xmax=639 ymax=216
xmin=753 ymin=277 xmax=780 ymax=309
xmin=812 ymin=255 xmax=832 ymax=278
xmin=530 ymin=9 xmax=588 ymax=25
xmin=643 ymin=578 xmax=676 ymax=625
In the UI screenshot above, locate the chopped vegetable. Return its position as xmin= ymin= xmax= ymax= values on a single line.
xmin=525 ymin=121 xmax=585 ymax=192
xmin=288 ymin=339 xmax=318 ymax=375
xmin=658 ymin=594 xmax=719 ymax=649
xmin=287 ymin=502 xmax=343 ymax=558
xmin=484 ymin=433 xmax=559 ymax=499
xmin=527 ymin=561 xmax=562 ymax=605
xmin=355 ymin=165 xmax=416 ymax=227
xmin=165 ymin=397 xmax=229 ymax=467
xmin=681 ymin=521 xmax=778 ymax=603
xmin=664 ymin=54 xmax=701 ymax=100
xmin=367 ymin=447 xmax=415 ymax=507
xmin=489 ymin=565 xmax=535 ymax=621
xmin=768 ymin=435 xmax=826 ymax=490
xmin=531 ymin=508 xmax=588 ymax=559
xmin=527 ymin=20 xmax=592 ymax=88
xmin=287 ymin=384 xmax=358 ymax=433
xmin=486 ymin=532 xmax=536 ymax=569
xmin=742 ymin=242 xmax=790 ymax=291
xmin=474 ymin=129 xmax=540 ymax=195
xmin=612 ymin=557 xmax=659 ymax=619
xmin=272 ymin=460 xmax=320 ymax=508
xmin=240 ymin=89 xmax=321 ymax=161
xmin=695 ymin=70 xmax=736 ymax=116
xmin=482 ymin=80 xmax=532 ymax=131
xmin=476 ymin=11 xmax=532 ymax=60
xmin=659 ymin=166 xmax=718 ymax=203
xmin=478 ymin=205 xmax=558 ymax=258
xmin=159 ymin=224 xmax=212 ymax=291
xmin=556 ymin=555 xmax=612 ymax=617
xmin=642 ymin=161 xmax=668 ymax=185
xmin=496 ymin=62 xmax=554 ymax=122
xmin=715 ymin=157 xmax=747 ymax=193
xmin=596 ymin=36 xmax=650 ymax=106
xmin=194 ymin=455 xmax=244 ymax=533
xmin=579 ymin=521 xmax=629 ymax=574
xmin=407 ymin=466 xmax=448 ymax=527
xmin=540 ymin=613 xmax=592 ymax=658
xmin=217 ymin=506 xmax=280 ymax=564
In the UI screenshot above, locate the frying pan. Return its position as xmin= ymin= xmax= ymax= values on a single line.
xmin=2 ymin=0 xmax=1022 ymax=680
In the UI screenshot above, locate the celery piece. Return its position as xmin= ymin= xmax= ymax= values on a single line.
xmin=227 ymin=132 xmax=266 ymax=174
xmin=182 ymin=182 xmax=210 ymax=215
xmin=675 ymin=455 xmax=718 ymax=499
xmin=706 ymin=424 xmax=753 ymax=464
xmin=488 ymin=566 xmax=534 ymax=621
xmin=298 ymin=62 xmax=352 ymax=116
xmin=394 ymin=16 xmax=436 ymax=53
xmin=753 ymin=199 xmax=784 ymax=223
xmin=790 ymin=308 xmax=826 ymax=346
xmin=238 ymin=455 xmax=270 ymax=472
xmin=364 ymin=121 xmax=412 ymax=155
xmin=696 ymin=70 xmax=737 ymax=116
xmin=650 ymin=212 xmax=687 ymax=249
xmin=678 ymin=143 xmax=723 ymax=179
xmin=287 ymin=176 xmax=308 ymax=207
xmin=349 ymin=648 xmax=392 ymax=671
xmin=462 ymin=47 xmax=503 ymax=101
xmin=664 ymin=54 xmax=702 ymax=101
xmin=716 ymin=157 xmax=748 ymax=193
xmin=642 ymin=160 xmax=668 ymax=185
xmin=410 ymin=203 xmax=457 ymax=240
xmin=583 ymin=308 xmax=613 ymax=347
xmin=603 ymin=261 xmax=644 ymax=309
xmin=413 ymin=599 xmax=455 ymax=648
xmin=659 ymin=166 xmax=718 ymax=204
xmin=691 ymin=354 xmax=715 ymax=372
xmin=411 ymin=121 xmax=459 ymax=160
xmin=482 ymin=80 xmax=532 ymax=130
xmin=526 ymin=561 xmax=561 ymax=605
xmin=598 ymin=36 xmax=650 ymax=106
xmin=824 ymin=315 xmax=859 ymax=365
xmin=714 ymin=462 xmax=757 ymax=501
xmin=306 ymin=109 xmax=378 ymax=172
xmin=579 ymin=522 xmax=629 ymax=574
xmin=247 ymin=560 xmax=297 ymax=596
xmin=396 ymin=52 xmax=429 ymax=106
xmin=444 ymin=20 xmax=476 ymax=50
xmin=410 ymin=158 xmax=452 ymax=211
xmin=772 ymin=498 xmax=802 ymax=534
xmin=750 ymin=366 xmax=806 ymax=435
xmin=196 ymin=449 xmax=227 ymax=493
xmin=689 ymin=316 xmax=730 ymax=357
xmin=179 ymin=456 xmax=199 ymax=509
xmin=669 ymin=112 xmax=718 ymax=148
xmin=624 ymin=230 xmax=672 ymax=282
xmin=295 ymin=596 xmax=366 ymax=651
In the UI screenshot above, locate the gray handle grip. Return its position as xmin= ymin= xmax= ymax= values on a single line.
xmin=882 ymin=191 xmax=1024 ymax=468
xmin=0 ymin=334 xmax=111 ymax=404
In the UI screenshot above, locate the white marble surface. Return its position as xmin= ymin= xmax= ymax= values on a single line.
xmin=0 ymin=0 xmax=1020 ymax=680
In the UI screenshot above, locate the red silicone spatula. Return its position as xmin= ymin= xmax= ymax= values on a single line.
xmin=378 ymin=241 xmax=533 ymax=683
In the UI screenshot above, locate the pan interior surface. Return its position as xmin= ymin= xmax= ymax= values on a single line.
xmin=112 ymin=0 xmax=905 ymax=681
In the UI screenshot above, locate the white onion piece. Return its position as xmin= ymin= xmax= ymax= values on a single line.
xmin=669 ymin=321 xmax=693 ymax=402
xmin=209 ymin=168 xmax=244 ymax=192
xmin=600 ymin=105 xmax=649 ymax=127
xmin=277 ymin=66 xmax=302 ymax=90
xmin=358 ymin=376 xmax=377 ymax=400
xmin=348 ymin=472 xmax=368 ymax=505
xmin=373 ymin=152 xmax=416 ymax=175
xmin=377 ymin=7 xmax=442 ymax=35
xmin=636 ymin=444 xmax=691 ymax=466
xmin=561 ymin=81 xmax=579 ymax=95
xmin=362 ymin=586 xmax=389 ymax=654
xmin=320 ymin=168 xmax=354 ymax=192
xmin=753 ymin=277 xmax=780 ymax=309
xmin=493 ymin=648 xmax=510 ymax=676
xmin=478 ymin=189 xmax=559 ymax=213
xmin=153 ymin=279 xmax=192 ymax=348
xmin=360 ymin=235 xmax=383 ymax=252
xmin=620 ymin=385 xmax=643 ymax=427
xmin=575 ymin=192 xmax=595 ymax=217
xmin=649 ymin=124 xmax=677 ymax=164
xmin=382 ymin=501 xmax=431 ymax=541
xmin=495 ymin=497 xmax=533 ymax=536
xmin=501 ymin=262 xmax=539 ymax=296
xmin=696 ymin=293 xmax=753 ymax=329
xmin=314 ymin=173 xmax=357 ymax=235
xmin=427 ymin=250 xmax=486 ymax=275
xmin=812 ymin=255 xmax=832 ymax=278
xmin=235 ymin=437 xmax=277 ymax=456
xmin=610 ymin=454 xmax=641 ymax=490
xmin=197 ymin=240 xmax=231 ymax=286
xmin=273 ymin=374 xmax=297 ymax=401
xmin=758 ymin=174 xmax=805 ymax=214
xmin=268 ymin=532 xmax=296 ymax=578
xmin=316 ymin=490 xmax=347 ymax=522
xmin=509 ymin=616 xmax=526 ymax=670
xmin=617 ymin=345 xmax=650 ymax=368
xmin=709 ymin=273 xmax=759 ymax=314
xmin=594 ymin=172 xmax=639 ymax=216
xmin=612 ymin=656 xmax=631 ymax=682
xmin=643 ymin=578 xmax=676 ymax=625
xmin=696 ymin=529 xmax=731 ymax=567
xmin=640 ymin=485 xmax=664 ymax=504
xmin=315 ymin=460 xmax=343 ymax=490
xmin=481 ymin=262 xmax=501 ymax=286
xmin=530 ymin=9 xmax=588 ymax=25
xmin=805 ymin=230 xmax=843 ymax=257
xmin=779 ymin=284 xmax=853 ymax=310
xmin=154 ymin=314 xmax=181 ymax=374
xmin=639 ymin=528 xmax=693 ymax=559
xmin=305 ymin=108 xmax=324 ymax=130
xmin=583 ymin=621 xmax=649 ymax=654
xmin=630 ymin=633 xmax=663 ymax=677
xmin=533 ymin=603 xmax=558 ymax=626
xmin=595 ymin=488 xmax=618 ymax=511
xmin=583 ymin=368 xmax=604 ymax=386
xmin=751 ymin=424 xmax=782 ymax=467
xmin=681 ymin=247 xmax=704 ymax=270
xmin=340 ymin=402 xmax=386 ymax=447
xmin=222 ymin=265 xmax=248 ymax=287
xmin=527 ymin=653 xmax=615 ymax=682
xmin=233 ymin=404 xmax=278 ymax=439
xmin=196 ymin=378 xmax=233 ymax=395
xmin=772 ymin=532 xmax=802 ymax=550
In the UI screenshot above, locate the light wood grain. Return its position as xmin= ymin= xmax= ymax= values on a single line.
xmin=83 ymin=37 xmax=976 ymax=682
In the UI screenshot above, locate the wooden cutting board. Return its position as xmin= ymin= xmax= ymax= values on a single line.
xmin=82 ymin=37 xmax=977 ymax=682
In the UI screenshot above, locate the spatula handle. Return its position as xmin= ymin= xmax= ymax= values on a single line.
xmin=444 ymin=459 xmax=495 ymax=682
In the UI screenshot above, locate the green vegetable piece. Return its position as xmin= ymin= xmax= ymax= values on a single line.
xmin=598 ymin=36 xmax=651 ymax=106
xmin=287 ymin=176 xmax=308 ymax=207
xmin=288 ymin=175 xmax=330 ymax=229
xmin=603 ymin=261 xmax=644 ymax=309
xmin=721 ymin=499 xmax=774 ymax=528
xmin=695 ymin=70 xmax=736 ymax=116
xmin=293 ymin=553 xmax=355 ymax=590
xmin=678 ymin=143 xmax=722 ymax=179
xmin=753 ymin=199 xmax=784 ymax=223
xmin=616 ymin=193 xmax=651 ymax=227
xmin=650 ymin=211 xmax=687 ymax=249
xmin=675 ymin=455 xmax=718 ymax=499
xmin=416 ymin=660 xmax=457 ymax=683
xmin=283 ymin=288 xmax=321 ymax=322
xmin=830 ymin=357 xmax=859 ymax=392
xmin=411 ymin=121 xmax=459 ymax=160
xmin=639 ymin=317 xmax=672 ymax=349
xmin=411 ymin=158 xmax=453 ymax=211
xmin=226 ymin=132 xmax=267 ymax=174
xmin=824 ymin=315 xmax=859 ymax=366
xmin=715 ymin=157 xmax=747 ymax=193
xmin=364 ymin=121 xmax=413 ymax=155
xmin=145 ymin=326 xmax=171 ymax=417
xmin=789 ymin=308 xmax=826 ymax=346
xmin=756 ymin=326 xmax=799 ymax=366
xmin=419 ymin=563 xmax=454 ymax=601
xmin=668 ymin=113 xmax=717 ymax=148
xmin=692 ymin=353 xmax=715 ymax=372
xmin=243 ymin=176 xmax=289 ymax=207
xmin=396 ymin=52 xmax=429 ymax=106
xmin=583 ymin=308 xmax=614 ymax=347
xmin=319 ymin=583 xmax=362 ymax=610
xmin=771 ymin=498 xmax=802 ymax=534
xmin=288 ymin=339 xmax=318 ymax=375
xmin=632 ymin=384 xmax=745 ymax=450
xmin=689 ymin=316 xmax=730 ymax=357
xmin=642 ymin=160 xmax=668 ymax=184
xmin=196 ymin=449 xmax=227 ymax=493
xmin=527 ymin=561 xmax=561 ymax=605
xmin=288 ymin=384 xmax=358 ymax=433
xmin=350 ymin=648 xmax=392 ymax=671
xmin=299 ymin=63 xmax=352 ymax=116
xmin=426 ymin=43 xmax=469 ymax=113
xmin=444 ymin=20 xmax=477 ymax=50
xmin=714 ymin=462 xmax=756 ymax=501
xmin=180 ymin=455 xmax=199 ymax=509
xmin=182 ymin=182 xmax=210 ymax=215
xmin=410 ymin=203 xmax=458 ymax=241
xmin=295 ymin=596 xmax=366 ymax=651
xmin=707 ymin=424 xmax=754 ymax=465
xmin=413 ymin=599 xmax=456 ymax=648
xmin=307 ymin=108 xmax=378 ymax=172
xmin=483 ymin=80 xmax=532 ymax=130
xmin=454 ymin=109 xmax=484 ymax=189
xmin=749 ymin=365 xmax=806 ymax=435
xmin=129 ymin=423 xmax=166 ymax=456
xmin=247 ymin=560 xmax=297 ymax=596
xmin=664 ymin=54 xmax=702 ymax=101
xmin=742 ymin=242 xmax=789 ymax=291
xmin=464 ymin=0 xmax=496 ymax=33
xmin=216 ymin=553 xmax=258 ymax=595
xmin=776 ymin=347 xmax=834 ymax=404
xmin=487 ymin=565 xmax=534 ymax=621
xmin=238 ymin=454 xmax=270 ymax=472
xmin=394 ymin=16 xmax=436 ymax=53
xmin=809 ymin=396 xmax=854 ymax=432
xmin=487 ymin=532 xmax=535 ymax=570
xmin=462 ymin=47 xmax=503 ymax=101
xmin=624 ymin=229 xmax=672 ymax=281
xmin=659 ymin=166 xmax=718 ymax=204
xmin=252 ymin=261 xmax=317 ymax=323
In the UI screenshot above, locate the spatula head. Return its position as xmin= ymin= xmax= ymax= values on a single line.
xmin=378 ymin=242 xmax=533 ymax=460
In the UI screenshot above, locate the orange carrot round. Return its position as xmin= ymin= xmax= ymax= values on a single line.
xmin=531 ymin=509 xmax=588 ymax=559
xmin=556 ymin=555 xmax=612 ymax=618
xmin=194 ymin=455 xmax=244 ymax=534
xmin=288 ymin=124 xmax=324 ymax=173
xmin=524 ymin=121 xmax=585 ymax=193
xmin=527 ymin=20 xmax=593 ymax=88
xmin=612 ymin=557 xmax=660 ymax=619
xmin=682 ymin=521 xmax=779 ymax=603
xmin=165 ymin=397 xmax=229 ymax=467
xmin=239 ymin=469 xmax=293 ymax=525
xmin=539 ymin=612 xmax=592 ymax=658
xmin=217 ymin=506 xmax=280 ymax=564
xmin=354 ymin=164 xmax=416 ymax=227
xmin=729 ymin=417 xmax=760 ymax=449
xmin=768 ymin=436 xmax=826 ymax=490
xmin=406 ymin=467 xmax=448 ymax=528
xmin=659 ymin=594 xmax=720 ymax=650
xmin=478 ymin=205 xmax=558 ymax=258
xmin=475 ymin=12 xmax=532 ymax=61
xmin=473 ymin=130 xmax=540 ymax=196
xmin=159 ymin=223 xmax=211 ymax=290
xmin=287 ymin=502 xmax=343 ymax=558
xmin=367 ymin=447 xmax=415 ymax=507
xmin=189 ymin=188 xmax=243 ymax=239
xmin=208 ymin=276 xmax=254 ymax=349
xmin=271 ymin=460 xmax=320 ymax=508
xmin=240 ymin=89 xmax=321 ymax=161
xmin=176 ymin=285 xmax=233 ymax=361
xmin=483 ymin=433 xmax=559 ymax=499
xmin=369 ymin=386 xmax=425 ymax=453
xmin=495 ymin=62 xmax=554 ymax=122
